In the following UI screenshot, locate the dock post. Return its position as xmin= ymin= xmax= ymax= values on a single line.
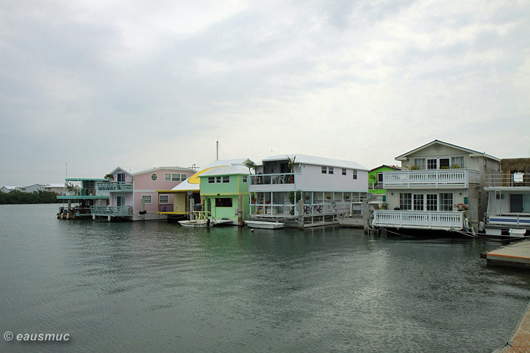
xmin=362 ymin=199 xmax=369 ymax=234
xmin=297 ymin=200 xmax=304 ymax=229
xmin=237 ymin=194 xmax=243 ymax=227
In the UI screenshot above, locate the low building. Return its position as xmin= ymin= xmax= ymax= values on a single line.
xmin=0 ymin=186 xmax=17 ymax=193
xmin=44 ymin=183 xmax=66 ymax=194
xmin=198 ymin=164 xmax=251 ymax=226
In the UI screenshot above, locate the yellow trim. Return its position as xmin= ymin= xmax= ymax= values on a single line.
xmin=187 ymin=166 xmax=228 ymax=184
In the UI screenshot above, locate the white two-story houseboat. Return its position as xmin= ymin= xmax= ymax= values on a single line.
xmin=372 ymin=140 xmax=500 ymax=234
xmin=248 ymin=154 xmax=368 ymax=228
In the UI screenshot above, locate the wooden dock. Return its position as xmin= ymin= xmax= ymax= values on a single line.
xmin=495 ymin=302 xmax=530 ymax=352
xmin=481 ymin=240 xmax=530 ymax=268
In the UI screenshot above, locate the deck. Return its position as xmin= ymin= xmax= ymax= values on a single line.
xmin=481 ymin=241 xmax=530 ymax=268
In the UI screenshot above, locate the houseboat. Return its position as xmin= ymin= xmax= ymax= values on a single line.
xmin=484 ymin=158 xmax=530 ymax=238
xmin=372 ymin=140 xmax=501 ymax=235
xmin=57 ymin=178 xmax=109 ymax=219
xmin=248 ymin=154 xmax=368 ymax=228
xmin=90 ymin=166 xmax=195 ymax=221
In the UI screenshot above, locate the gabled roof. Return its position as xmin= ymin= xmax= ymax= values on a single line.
xmin=395 ymin=140 xmax=500 ymax=162
xmin=45 ymin=183 xmax=65 ymax=188
xmin=107 ymin=166 xmax=133 ymax=176
xmin=369 ymin=165 xmax=401 ymax=172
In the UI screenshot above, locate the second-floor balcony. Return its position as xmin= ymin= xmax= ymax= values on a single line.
xmin=383 ymin=169 xmax=480 ymax=189
xmin=249 ymin=173 xmax=296 ymax=191
xmin=485 ymin=173 xmax=530 ymax=188
xmin=90 ymin=205 xmax=133 ymax=217
xmin=373 ymin=210 xmax=464 ymax=230
xmin=96 ymin=182 xmax=133 ymax=192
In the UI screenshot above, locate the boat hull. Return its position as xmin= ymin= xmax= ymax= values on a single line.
xmin=178 ymin=220 xmax=208 ymax=228
xmin=245 ymin=221 xmax=285 ymax=230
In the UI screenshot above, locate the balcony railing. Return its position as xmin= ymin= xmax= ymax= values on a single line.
xmin=90 ymin=205 xmax=133 ymax=217
xmin=250 ymin=201 xmax=352 ymax=217
xmin=485 ymin=173 xmax=530 ymax=188
xmin=383 ymin=169 xmax=480 ymax=188
xmin=373 ymin=210 xmax=464 ymax=230
xmin=96 ymin=182 xmax=133 ymax=191
xmin=486 ymin=214 xmax=530 ymax=227
xmin=250 ymin=173 xmax=295 ymax=185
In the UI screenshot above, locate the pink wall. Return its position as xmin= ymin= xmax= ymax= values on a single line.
xmin=132 ymin=169 xmax=195 ymax=219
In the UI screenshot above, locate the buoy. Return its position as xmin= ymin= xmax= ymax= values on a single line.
xmin=251 ymin=229 xmax=254 ymax=232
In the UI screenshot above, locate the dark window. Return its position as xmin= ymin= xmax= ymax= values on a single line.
xmin=322 ymin=167 xmax=327 ymax=174
xmin=342 ymin=169 xmax=347 ymax=176
xmin=215 ymin=198 xmax=233 ymax=207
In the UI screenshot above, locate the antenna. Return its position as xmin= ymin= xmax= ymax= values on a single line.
xmin=216 ymin=140 xmax=219 ymax=161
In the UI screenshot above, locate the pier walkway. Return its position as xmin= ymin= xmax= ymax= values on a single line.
xmin=481 ymin=240 xmax=530 ymax=268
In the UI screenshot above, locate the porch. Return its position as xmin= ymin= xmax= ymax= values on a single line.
xmin=373 ymin=210 xmax=464 ymax=230
xmin=90 ymin=205 xmax=133 ymax=217
xmin=96 ymin=182 xmax=133 ymax=192
xmin=383 ymin=169 xmax=480 ymax=188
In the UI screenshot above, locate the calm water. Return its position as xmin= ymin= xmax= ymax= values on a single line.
xmin=1 ymin=204 xmax=529 ymax=352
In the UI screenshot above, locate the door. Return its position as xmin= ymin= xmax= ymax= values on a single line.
xmin=116 ymin=196 xmax=125 ymax=207
xmin=510 ymin=194 xmax=524 ymax=213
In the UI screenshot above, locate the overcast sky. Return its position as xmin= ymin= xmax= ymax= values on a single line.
xmin=1 ymin=0 xmax=529 ymax=186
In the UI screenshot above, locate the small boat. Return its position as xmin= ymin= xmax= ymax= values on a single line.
xmin=245 ymin=220 xmax=285 ymax=229
xmin=178 ymin=220 xmax=209 ymax=228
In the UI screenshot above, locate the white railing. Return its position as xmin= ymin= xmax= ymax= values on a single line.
xmin=383 ymin=169 xmax=480 ymax=188
xmin=250 ymin=173 xmax=295 ymax=185
xmin=486 ymin=214 xmax=530 ymax=227
xmin=485 ymin=173 xmax=530 ymax=188
xmin=96 ymin=182 xmax=133 ymax=191
xmin=90 ymin=205 xmax=133 ymax=217
xmin=249 ymin=201 xmax=351 ymax=217
xmin=373 ymin=210 xmax=464 ymax=230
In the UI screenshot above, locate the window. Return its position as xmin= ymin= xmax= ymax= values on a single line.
xmin=159 ymin=195 xmax=169 ymax=204
xmin=141 ymin=195 xmax=152 ymax=204
xmin=215 ymin=198 xmax=233 ymax=207
xmin=439 ymin=158 xmax=450 ymax=169
xmin=451 ymin=157 xmax=464 ymax=168
xmin=377 ymin=173 xmax=384 ymax=183
xmin=329 ymin=168 xmax=334 ymax=175
xmin=117 ymin=173 xmax=126 ymax=182
xmin=151 ymin=174 xmax=157 ymax=181
xmin=322 ymin=167 xmax=327 ymax=174
xmin=242 ymin=176 xmax=248 ymax=183
xmin=208 ymin=177 xmax=215 ymax=183
xmin=342 ymin=169 xmax=347 ymax=176
xmin=427 ymin=159 xmax=437 ymax=170
xmin=426 ymin=194 xmax=438 ymax=211
xmin=414 ymin=158 xmax=426 ymax=170
xmin=222 ymin=176 xmax=229 ymax=183
xmin=165 ymin=173 xmax=187 ymax=182
xmin=216 ymin=176 xmax=221 ymax=183
xmin=413 ymin=194 xmax=424 ymax=211
xmin=400 ymin=193 xmax=412 ymax=210
xmin=440 ymin=193 xmax=453 ymax=211
xmin=352 ymin=170 xmax=357 ymax=180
